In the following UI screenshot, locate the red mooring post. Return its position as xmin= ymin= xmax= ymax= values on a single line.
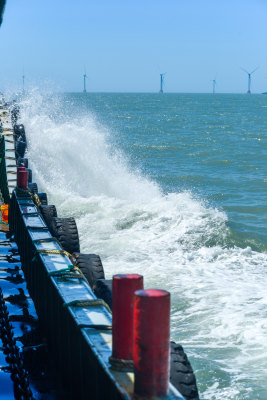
xmin=17 ymin=169 xmax=28 ymax=190
xmin=112 ymin=274 xmax=143 ymax=361
xmin=17 ymin=166 xmax=26 ymax=176
xmin=133 ymin=289 xmax=170 ymax=398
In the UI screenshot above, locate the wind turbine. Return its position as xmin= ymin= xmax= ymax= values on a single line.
xmin=241 ymin=67 xmax=259 ymax=94
xmin=83 ymin=70 xmax=88 ymax=93
xmin=159 ymin=73 xmax=166 ymax=93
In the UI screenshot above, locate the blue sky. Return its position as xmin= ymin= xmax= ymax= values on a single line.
xmin=1 ymin=0 xmax=267 ymax=93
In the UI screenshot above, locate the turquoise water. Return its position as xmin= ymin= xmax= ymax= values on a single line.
xmin=21 ymin=92 xmax=267 ymax=400
xmin=67 ymin=93 xmax=267 ymax=252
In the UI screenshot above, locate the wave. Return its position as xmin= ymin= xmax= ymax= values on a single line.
xmin=18 ymin=91 xmax=267 ymax=400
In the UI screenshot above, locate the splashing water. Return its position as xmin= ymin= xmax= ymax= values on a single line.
xmin=19 ymin=91 xmax=267 ymax=400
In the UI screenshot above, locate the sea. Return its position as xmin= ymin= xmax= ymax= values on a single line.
xmin=12 ymin=92 xmax=267 ymax=399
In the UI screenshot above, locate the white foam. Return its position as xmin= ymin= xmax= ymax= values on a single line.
xmin=19 ymin=91 xmax=267 ymax=399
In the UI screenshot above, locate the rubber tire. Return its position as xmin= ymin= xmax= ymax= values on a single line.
xmin=14 ymin=124 xmax=26 ymax=142
xmin=38 ymin=193 xmax=48 ymax=205
xmin=50 ymin=217 xmax=80 ymax=254
xmin=16 ymin=140 xmax=27 ymax=158
xmin=93 ymin=279 xmax=112 ymax=310
xmin=170 ymin=341 xmax=199 ymax=400
xmin=28 ymin=182 xmax=38 ymax=194
xmin=39 ymin=205 xmax=57 ymax=230
xmin=73 ymin=253 xmax=105 ymax=288
xmin=26 ymin=168 xmax=32 ymax=183
xmin=17 ymin=157 xmax=28 ymax=168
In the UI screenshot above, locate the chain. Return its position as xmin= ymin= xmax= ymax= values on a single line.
xmin=0 ymin=287 xmax=34 ymax=399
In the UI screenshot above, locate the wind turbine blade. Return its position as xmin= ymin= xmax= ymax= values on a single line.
xmin=250 ymin=66 xmax=259 ymax=75
xmin=241 ymin=67 xmax=249 ymax=74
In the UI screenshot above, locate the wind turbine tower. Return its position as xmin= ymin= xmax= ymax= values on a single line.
xmin=212 ymin=79 xmax=216 ymax=94
xmin=83 ymin=72 xmax=88 ymax=93
xmin=159 ymin=73 xmax=166 ymax=93
xmin=241 ymin=67 xmax=259 ymax=94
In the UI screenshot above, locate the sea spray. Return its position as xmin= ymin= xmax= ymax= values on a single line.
xmin=19 ymin=91 xmax=267 ymax=400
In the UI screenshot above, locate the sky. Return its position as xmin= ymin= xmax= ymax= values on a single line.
xmin=1 ymin=0 xmax=267 ymax=93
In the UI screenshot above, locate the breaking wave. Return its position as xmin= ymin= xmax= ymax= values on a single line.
xmin=18 ymin=91 xmax=267 ymax=400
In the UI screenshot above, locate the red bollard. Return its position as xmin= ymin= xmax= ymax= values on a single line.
xmin=17 ymin=170 xmax=28 ymax=190
xmin=112 ymin=274 xmax=143 ymax=361
xmin=133 ymin=289 xmax=170 ymax=398
xmin=17 ymin=166 xmax=26 ymax=177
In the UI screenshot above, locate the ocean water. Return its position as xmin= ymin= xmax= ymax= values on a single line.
xmin=19 ymin=92 xmax=267 ymax=400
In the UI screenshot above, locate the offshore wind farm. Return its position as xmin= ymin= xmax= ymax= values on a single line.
xmin=2 ymin=1 xmax=267 ymax=94
xmin=78 ymin=70 xmax=262 ymax=94
xmin=20 ymin=68 xmax=263 ymax=95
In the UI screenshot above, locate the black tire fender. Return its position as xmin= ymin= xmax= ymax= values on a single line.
xmin=93 ymin=279 xmax=112 ymax=310
xmin=16 ymin=140 xmax=27 ymax=158
xmin=73 ymin=253 xmax=105 ymax=288
xmin=37 ymin=193 xmax=48 ymax=205
xmin=39 ymin=205 xmax=58 ymax=230
xmin=170 ymin=341 xmax=199 ymax=400
xmin=26 ymin=168 xmax=32 ymax=183
xmin=14 ymin=124 xmax=26 ymax=142
xmin=50 ymin=217 xmax=80 ymax=254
